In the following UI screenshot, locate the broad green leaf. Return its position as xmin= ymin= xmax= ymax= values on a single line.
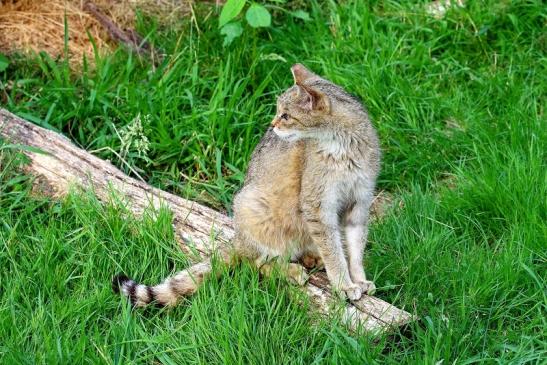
xmin=219 ymin=0 xmax=246 ymax=28
xmin=220 ymin=22 xmax=243 ymax=46
xmin=291 ymin=10 xmax=311 ymax=21
xmin=245 ymin=4 xmax=271 ymax=28
xmin=0 ymin=53 xmax=9 ymax=72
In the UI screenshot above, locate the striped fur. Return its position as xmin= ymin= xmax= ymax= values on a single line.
xmin=112 ymin=259 xmax=220 ymax=307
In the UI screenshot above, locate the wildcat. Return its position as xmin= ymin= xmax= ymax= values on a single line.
xmin=113 ymin=64 xmax=381 ymax=305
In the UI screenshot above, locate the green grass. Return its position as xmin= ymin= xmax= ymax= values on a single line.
xmin=1 ymin=0 xmax=545 ymax=363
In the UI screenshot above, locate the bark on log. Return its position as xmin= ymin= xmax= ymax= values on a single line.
xmin=0 ymin=108 xmax=414 ymax=333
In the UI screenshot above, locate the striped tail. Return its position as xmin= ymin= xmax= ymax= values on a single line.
xmin=112 ymin=253 xmax=231 ymax=307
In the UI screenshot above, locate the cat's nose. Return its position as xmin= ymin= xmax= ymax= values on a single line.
xmin=271 ymin=119 xmax=280 ymax=128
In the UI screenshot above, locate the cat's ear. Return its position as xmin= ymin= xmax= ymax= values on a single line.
xmin=296 ymin=85 xmax=330 ymax=113
xmin=291 ymin=64 xmax=316 ymax=85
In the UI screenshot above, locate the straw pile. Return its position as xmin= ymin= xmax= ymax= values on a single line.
xmin=0 ymin=0 xmax=192 ymax=67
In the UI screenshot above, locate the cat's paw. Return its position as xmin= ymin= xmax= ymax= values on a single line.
xmin=355 ymin=280 xmax=376 ymax=295
xmin=301 ymin=254 xmax=324 ymax=270
xmin=341 ymin=284 xmax=363 ymax=301
xmin=287 ymin=263 xmax=309 ymax=286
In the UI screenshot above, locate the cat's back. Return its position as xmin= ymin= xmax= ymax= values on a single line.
xmin=233 ymin=127 xmax=307 ymax=251
xmin=244 ymin=127 xmax=304 ymax=184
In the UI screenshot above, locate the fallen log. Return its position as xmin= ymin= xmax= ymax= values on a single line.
xmin=0 ymin=108 xmax=414 ymax=333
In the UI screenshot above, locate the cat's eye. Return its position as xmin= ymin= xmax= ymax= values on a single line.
xmin=280 ymin=113 xmax=289 ymax=120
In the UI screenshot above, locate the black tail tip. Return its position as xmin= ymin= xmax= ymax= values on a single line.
xmin=112 ymin=273 xmax=131 ymax=294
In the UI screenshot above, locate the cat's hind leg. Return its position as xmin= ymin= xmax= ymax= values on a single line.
xmin=255 ymin=255 xmax=309 ymax=286
xmin=297 ymin=244 xmax=324 ymax=270
xmin=233 ymin=230 xmax=309 ymax=286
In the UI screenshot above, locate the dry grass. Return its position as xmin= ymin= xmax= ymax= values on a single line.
xmin=0 ymin=0 xmax=192 ymax=67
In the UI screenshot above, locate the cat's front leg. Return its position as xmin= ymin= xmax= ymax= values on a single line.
xmin=344 ymin=202 xmax=376 ymax=295
xmin=302 ymin=202 xmax=362 ymax=300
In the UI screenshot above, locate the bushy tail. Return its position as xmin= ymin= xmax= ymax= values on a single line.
xmin=112 ymin=251 xmax=233 ymax=307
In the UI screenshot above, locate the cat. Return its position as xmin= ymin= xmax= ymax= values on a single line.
xmin=113 ymin=64 xmax=381 ymax=306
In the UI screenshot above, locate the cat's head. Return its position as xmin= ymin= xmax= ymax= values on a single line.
xmin=271 ymin=64 xmax=365 ymax=142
